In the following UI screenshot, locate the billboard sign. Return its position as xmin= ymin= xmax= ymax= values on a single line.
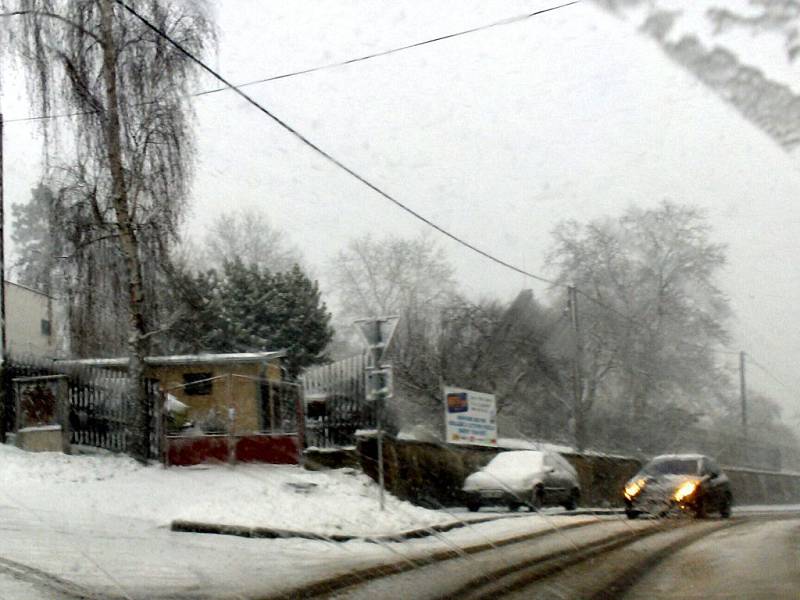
xmin=444 ymin=386 xmax=497 ymax=447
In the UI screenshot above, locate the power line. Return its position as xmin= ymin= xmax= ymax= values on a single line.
xmin=118 ymin=0 xmax=745 ymax=364
xmin=115 ymin=0 xmax=569 ymax=286
xmin=193 ymin=1 xmax=582 ymax=97
xmin=2 ymin=1 xmax=582 ymax=124
xmin=747 ymin=353 xmax=795 ymax=395
xmin=573 ymin=287 xmax=740 ymax=357
xmin=8 ymin=1 xmax=778 ymax=377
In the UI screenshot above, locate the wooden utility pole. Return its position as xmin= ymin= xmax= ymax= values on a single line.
xmin=0 ymin=113 xmax=6 ymax=443
xmin=567 ymin=285 xmax=585 ymax=451
xmin=739 ymin=351 xmax=748 ymax=438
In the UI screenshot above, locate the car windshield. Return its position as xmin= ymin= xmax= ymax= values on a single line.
xmin=484 ymin=452 xmax=543 ymax=473
xmin=643 ymin=458 xmax=699 ymax=476
xmin=3 ymin=1 xmax=800 ymax=598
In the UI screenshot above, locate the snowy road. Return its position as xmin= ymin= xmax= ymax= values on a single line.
xmin=0 ymin=501 xmax=600 ymax=599
xmin=0 ymin=503 xmax=797 ymax=599
xmin=623 ymin=516 xmax=800 ymax=599
xmin=313 ymin=510 xmax=800 ymax=600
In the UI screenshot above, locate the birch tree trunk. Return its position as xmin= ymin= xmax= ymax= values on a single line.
xmin=99 ymin=0 xmax=149 ymax=462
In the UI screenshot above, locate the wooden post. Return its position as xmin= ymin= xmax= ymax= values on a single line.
xmin=226 ymin=373 xmax=235 ymax=465
xmin=0 ymin=113 xmax=6 ymax=444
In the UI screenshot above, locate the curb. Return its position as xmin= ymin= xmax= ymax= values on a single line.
xmin=170 ymin=508 xmax=623 ymax=542
xmin=171 ymin=513 xmax=520 ymax=543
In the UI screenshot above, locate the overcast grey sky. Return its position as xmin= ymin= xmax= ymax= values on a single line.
xmin=1 ymin=0 xmax=799 ymax=422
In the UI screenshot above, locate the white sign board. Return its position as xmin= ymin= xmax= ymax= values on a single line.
xmin=444 ymin=386 xmax=497 ymax=447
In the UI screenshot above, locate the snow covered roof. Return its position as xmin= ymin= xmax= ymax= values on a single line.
xmin=54 ymin=351 xmax=286 ymax=370
xmin=650 ymin=453 xmax=707 ymax=462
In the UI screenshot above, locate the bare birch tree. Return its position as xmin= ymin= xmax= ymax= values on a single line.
xmin=0 ymin=0 xmax=214 ymax=461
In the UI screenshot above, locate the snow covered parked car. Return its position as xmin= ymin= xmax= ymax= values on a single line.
xmin=462 ymin=450 xmax=581 ymax=512
xmin=624 ymin=453 xmax=733 ymax=519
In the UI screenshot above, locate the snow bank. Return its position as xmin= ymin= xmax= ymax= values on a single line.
xmin=0 ymin=443 xmax=453 ymax=537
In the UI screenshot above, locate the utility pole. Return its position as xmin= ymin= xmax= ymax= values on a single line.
xmin=567 ymin=285 xmax=584 ymax=451
xmin=373 ymin=321 xmax=385 ymax=511
xmin=354 ymin=316 xmax=398 ymax=512
xmin=0 ymin=113 xmax=6 ymax=443
xmin=739 ymin=351 xmax=748 ymax=439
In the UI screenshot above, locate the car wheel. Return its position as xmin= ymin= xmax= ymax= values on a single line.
xmin=563 ymin=488 xmax=580 ymax=511
xmin=509 ymin=501 xmax=521 ymax=512
xmin=530 ymin=486 xmax=544 ymax=511
xmin=694 ymin=496 xmax=708 ymax=519
xmin=466 ymin=500 xmax=481 ymax=513
xmin=720 ymin=494 xmax=732 ymax=519
xmin=625 ymin=509 xmax=640 ymax=520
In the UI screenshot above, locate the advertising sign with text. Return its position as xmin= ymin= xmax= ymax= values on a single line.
xmin=444 ymin=386 xmax=497 ymax=447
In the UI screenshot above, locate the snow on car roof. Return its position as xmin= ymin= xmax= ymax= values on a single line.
xmin=650 ymin=453 xmax=708 ymax=461
xmin=486 ymin=450 xmax=546 ymax=471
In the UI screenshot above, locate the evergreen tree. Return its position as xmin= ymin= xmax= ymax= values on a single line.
xmin=11 ymin=183 xmax=60 ymax=293
xmin=171 ymin=260 xmax=333 ymax=377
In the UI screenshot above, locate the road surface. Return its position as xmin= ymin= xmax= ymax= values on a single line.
xmin=0 ymin=503 xmax=797 ymax=599
xmin=320 ymin=509 xmax=800 ymax=600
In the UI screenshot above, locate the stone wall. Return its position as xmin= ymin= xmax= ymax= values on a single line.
xmin=356 ymin=435 xmax=800 ymax=508
xmin=725 ymin=467 xmax=800 ymax=505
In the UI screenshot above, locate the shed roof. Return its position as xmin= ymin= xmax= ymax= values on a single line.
xmin=54 ymin=350 xmax=286 ymax=370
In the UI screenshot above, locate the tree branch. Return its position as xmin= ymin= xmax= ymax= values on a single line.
xmin=0 ymin=10 xmax=104 ymax=44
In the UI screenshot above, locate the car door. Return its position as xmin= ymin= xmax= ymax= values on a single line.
xmin=554 ymin=453 xmax=579 ymax=497
xmin=542 ymin=452 xmax=568 ymax=501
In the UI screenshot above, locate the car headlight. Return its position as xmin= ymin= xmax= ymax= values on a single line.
xmin=624 ymin=478 xmax=646 ymax=500
xmin=673 ymin=480 xmax=698 ymax=503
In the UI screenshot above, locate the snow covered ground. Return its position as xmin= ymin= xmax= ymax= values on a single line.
xmin=0 ymin=443 xmax=611 ymax=598
xmin=1 ymin=444 xmax=798 ymax=598
xmin=0 ymin=443 xmax=454 ymax=537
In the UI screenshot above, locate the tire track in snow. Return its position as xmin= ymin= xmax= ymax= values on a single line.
xmin=0 ymin=555 xmax=104 ymax=599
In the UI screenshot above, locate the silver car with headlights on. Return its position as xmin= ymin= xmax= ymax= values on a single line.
xmin=624 ymin=453 xmax=733 ymax=519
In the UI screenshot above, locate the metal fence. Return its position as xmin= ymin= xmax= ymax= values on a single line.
xmin=1 ymin=353 xmax=160 ymax=457
xmin=301 ymin=353 xmax=375 ymax=448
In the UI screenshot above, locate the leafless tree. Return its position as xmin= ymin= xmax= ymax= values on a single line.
xmin=327 ymin=233 xmax=456 ymax=356
xmin=392 ymin=291 xmax=567 ymax=439
xmin=330 ymin=233 xmax=456 ymax=319
xmin=0 ymin=0 xmax=214 ymax=461
xmin=547 ymin=201 xmax=731 ymax=450
xmin=187 ymin=207 xmax=302 ymax=273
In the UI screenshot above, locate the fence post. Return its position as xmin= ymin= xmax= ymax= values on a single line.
xmin=226 ymin=373 xmax=235 ymax=465
xmin=296 ymin=383 xmax=306 ymax=466
xmin=155 ymin=388 xmax=165 ymax=467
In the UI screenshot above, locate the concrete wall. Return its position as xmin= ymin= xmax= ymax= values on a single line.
xmin=5 ymin=282 xmax=57 ymax=358
xmin=356 ymin=436 xmax=800 ymax=509
xmin=725 ymin=467 xmax=800 ymax=505
xmin=304 ymin=447 xmax=362 ymax=471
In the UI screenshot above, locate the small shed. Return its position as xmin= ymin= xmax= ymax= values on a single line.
xmin=55 ymin=351 xmax=303 ymax=466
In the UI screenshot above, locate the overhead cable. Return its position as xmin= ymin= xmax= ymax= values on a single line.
xmin=3 ymin=1 xmax=582 ymax=124
xmin=115 ymin=0 xmax=571 ymax=286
